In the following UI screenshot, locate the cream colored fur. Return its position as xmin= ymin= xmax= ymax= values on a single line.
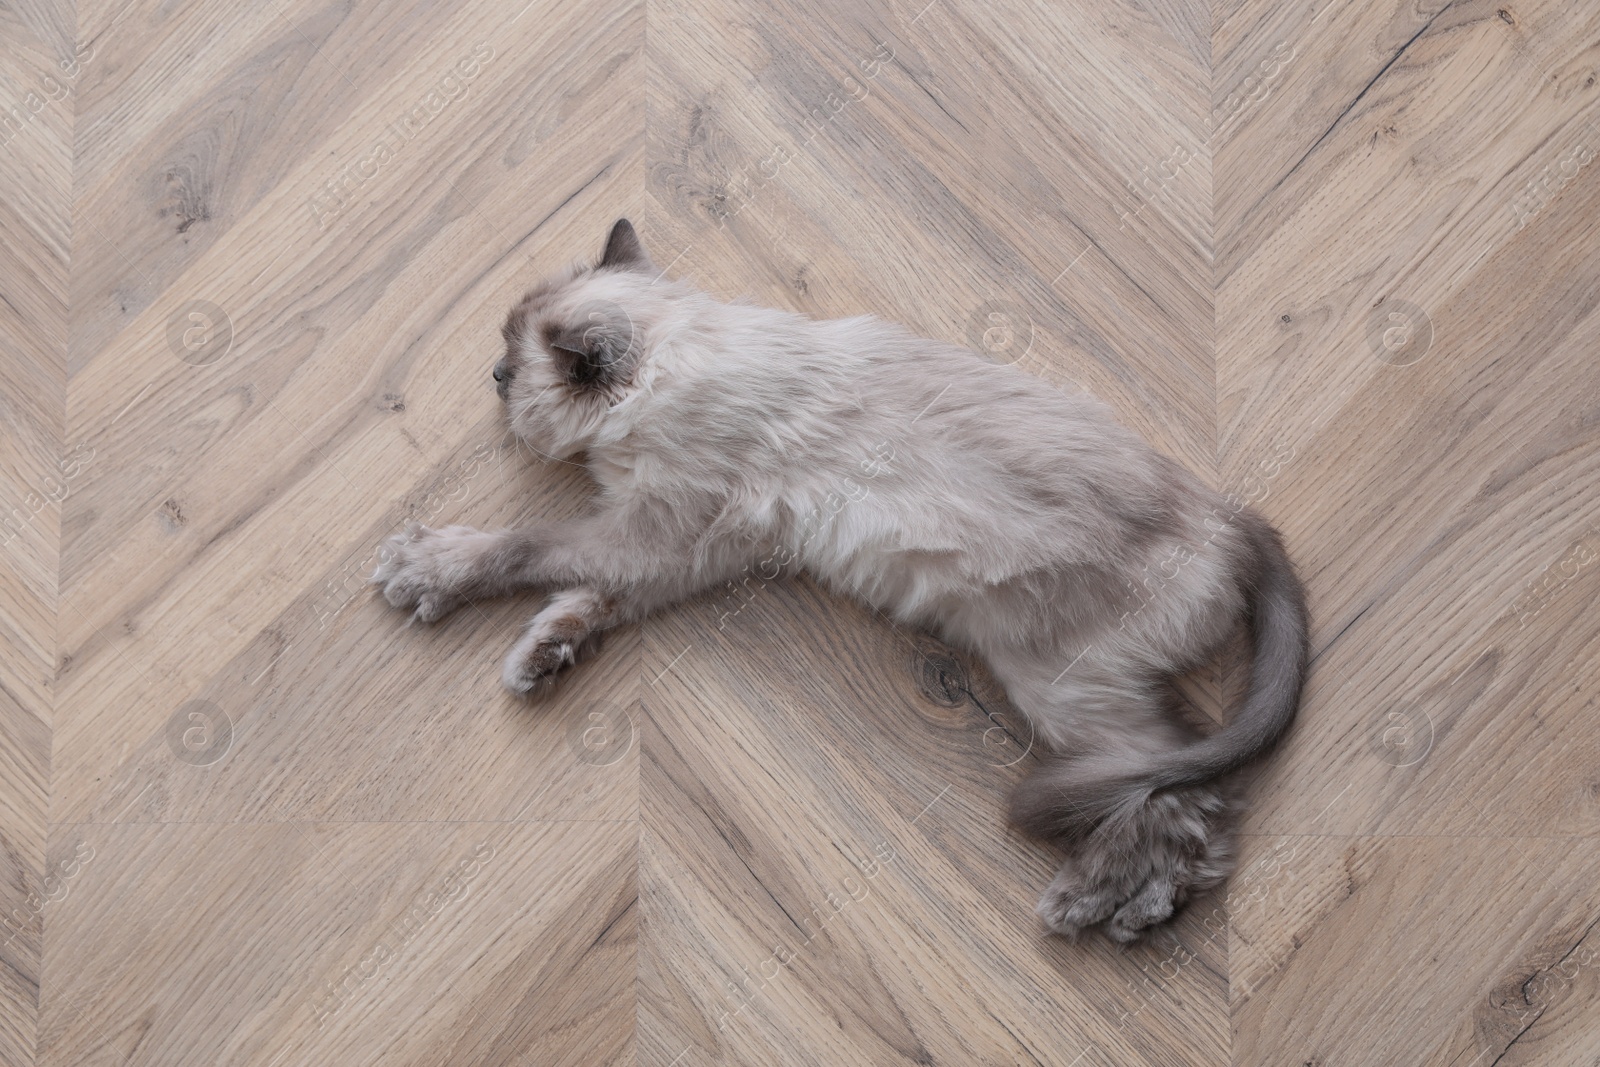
xmin=372 ymin=220 xmax=1308 ymax=941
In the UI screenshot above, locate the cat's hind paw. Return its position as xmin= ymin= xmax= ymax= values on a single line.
xmin=1037 ymin=858 xmax=1188 ymax=944
xmin=1036 ymin=785 xmax=1238 ymax=943
xmin=1035 ymin=859 xmax=1122 ymax=937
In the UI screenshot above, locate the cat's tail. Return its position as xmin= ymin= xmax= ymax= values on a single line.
xmin=1010 ymin=509 xmax=1309 ymax=841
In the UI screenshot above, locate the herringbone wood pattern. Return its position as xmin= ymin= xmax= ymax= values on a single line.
xmin=2 ymin=0 xmax=1597 ymax=1063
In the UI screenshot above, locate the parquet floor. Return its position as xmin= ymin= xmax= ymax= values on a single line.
xmin=3 ymin=0 xmax=1598 ymax=1062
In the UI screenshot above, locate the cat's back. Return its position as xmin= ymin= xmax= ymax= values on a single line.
xmin=789 ymin=314 xmax=1213 ymax=576
xmin=633 ymin=303 xmax=1208 ymax=552
xmin=829 ymin=314 xmax=1156 ymax=472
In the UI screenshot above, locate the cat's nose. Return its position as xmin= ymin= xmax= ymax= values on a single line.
xmin=492 ymin=361 xmax=507 ymax=383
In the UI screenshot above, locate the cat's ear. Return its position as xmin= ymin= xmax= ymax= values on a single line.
xmin=598 ymin=218 xmax=653 ymax=272
xmin=547 ymin=301 xmax=638 ymax=391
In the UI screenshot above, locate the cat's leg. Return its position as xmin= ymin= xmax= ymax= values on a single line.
xmin=371 ymin=523 xmax=536 ymax=621
xmin=1029 ymin=769 xmax=1240 ymax=942
xmin=500 ymin=586 xmax=616 ymax=694
xmin=373 ymin=507 xmax=750 ymax=689
xmin=499 ymin=577 xmax=713 ymax=694
xmin=1001 ymin=654 xmax=1241 ymax=942
xmin=372 ymin=504 xmax=706 ymax=621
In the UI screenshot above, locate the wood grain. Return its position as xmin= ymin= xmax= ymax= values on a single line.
xmin=0 ymin=0 xmax=73 ymax=1060
xmin=1 ymin=0 xmax=1596 ymax=1061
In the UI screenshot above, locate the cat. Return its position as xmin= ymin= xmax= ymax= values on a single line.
xmin=371 ymin=218 xmax=1309 ymax=941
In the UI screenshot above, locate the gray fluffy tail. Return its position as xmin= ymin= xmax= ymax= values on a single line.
xmin=1010 ymin=509 xmax=1309 ymax=842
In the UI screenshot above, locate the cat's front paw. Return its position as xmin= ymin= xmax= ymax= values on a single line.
xmin=370 ymin=523 xmax=489 ymax=622
xmin=501 ymin=597 xmax=605 ymax=695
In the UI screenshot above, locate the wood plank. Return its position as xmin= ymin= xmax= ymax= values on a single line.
xmin=0 ymin=0 xmax=74 ymax=1060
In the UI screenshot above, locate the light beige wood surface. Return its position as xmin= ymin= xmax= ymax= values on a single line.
xmin=2 ymin=0 xmax=1597 ymax=1062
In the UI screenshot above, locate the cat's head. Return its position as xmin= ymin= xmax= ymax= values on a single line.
xmin=494 ymin=219 xmax=661 ymax=457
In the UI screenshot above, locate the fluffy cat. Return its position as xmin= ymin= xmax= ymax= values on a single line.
xmin=372 ymin=219 xmax=1309 ymax=941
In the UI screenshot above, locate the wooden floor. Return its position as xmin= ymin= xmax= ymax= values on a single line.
xmin=3 ymin=0 xmax=1599 ymax=1062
